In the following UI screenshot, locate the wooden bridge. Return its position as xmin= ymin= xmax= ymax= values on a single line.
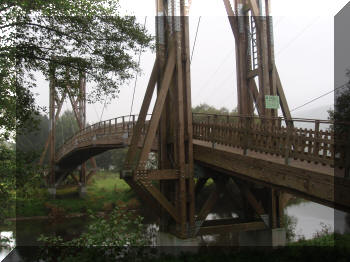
xmin=42 ymin=0 xmax=350 ymax=241
xmin=55 ymin=113 xmax=350 ymax=217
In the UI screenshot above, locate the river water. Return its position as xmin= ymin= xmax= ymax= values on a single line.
xmin=1 ymin=200 xmax=349 ymax=260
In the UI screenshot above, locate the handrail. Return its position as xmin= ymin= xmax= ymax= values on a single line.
xmin=192 ymin=112 xmax=350 ymax=125
xmin=56 ymin=113 xmax=349 ymax=168
xmin=56 ymin=114 xmax=152 ymax=158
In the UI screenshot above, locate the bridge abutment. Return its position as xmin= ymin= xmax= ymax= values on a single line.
xmin=79 ymin=185 xmax=87 ymax=198
xmin=48 ymin=187 xmax=56 ymax=199
xmin=239 ymin=228 xmax=286 ymax=247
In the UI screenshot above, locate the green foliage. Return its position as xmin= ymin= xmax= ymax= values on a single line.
xmin=37 ymin=207 xmax=154 ymax=261
xmin=16 ymin=113 xmax=49 ymax=153
xmin=192 ymin=103 xmax=237 ymax=115
xmin=14 ymin=171 xmax=134 ymax=218
xmin=0 ymin=0 xmax=152 ymax=139
xmin=328 ymin=70 xmax=350 ymax=133
xmin=0 ymin=142 xmax=16 ymax=220
xmin=55 ymin=110 xmax=79 ymax=148
xmin=0 ymin=140 xmax=45 ymax=220
xmin=95 ymin=148 xmax=128 ymax=171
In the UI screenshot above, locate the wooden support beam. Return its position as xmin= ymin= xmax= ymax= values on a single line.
xmin=124 ymin=58 xmax=158 ymax=169
xmin=244 ymin=187 xmax=265 ymax=215
xmin=196 ymin=184 xmax=220 ymax=222
xmin=193 ymin=144 xmax=350 ymax=210
xmin=70 ymin=173 xmax=80 ymax=185
xmin=222 ymin=0 xmax=239 ymax=39
xmin=238 ymin=182 xmax=266 ymax=215
xmin=137 ymin=47 xmax=176 ymax=169
xmin=248 ymin=0 xmax=261 ymax=19
xmin=124 ymin=178 xmax=161 ymax=217
xmin=248 ymin=79 xmax=262 ymax=115
xmin=141 ymin=182 xmax=180 ymax=223
xmin=86 ymin=169 xmax=96 ymax=184
xmin=275 ymin=64 xmax=292 ymax=122
xmin=39 ymin=91 xmax=66 ymax=165
xmin=197 ymin=221 xmax=266 ymax=236
xmin=223 ymin=178 xmax=244 ymax=211
xmin=143 ymin=169 xmax=180 ymax=180
xmin=175 ymin=24 xmax=188 ymax=236
xmin=247 ymin=69 xmax=259 ymax=79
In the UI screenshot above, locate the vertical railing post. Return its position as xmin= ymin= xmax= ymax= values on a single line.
xmin=314 ymin=120 xmax=320 ymax=161
xmin=122 ymin=116 xmax=125 ymax=130
xmin=243 ymin=116 xmax=250 ymax=155
xmin=212 ymin=115 xmax=218 ymax=148
xmin=278 ymin=117 xmax=282 ymax=154
xmin=207 ymin=115 xmax=210 ymax=140
xmin=285 ymin=120 xmax=292 ymax=165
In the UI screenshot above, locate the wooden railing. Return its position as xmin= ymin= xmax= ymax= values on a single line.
xmin=56 ymin=114 xmax=152 ymax=162
xmin=56 ymin=113 xmax=349 ymax=169
xmin=192 ymin=113 xmax=349 ymax=168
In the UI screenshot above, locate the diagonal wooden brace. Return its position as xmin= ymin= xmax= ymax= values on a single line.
xmin=140 ymin=180 xmax=180 ymax=223
xmin=124 ymin=57 xmax=158 ymax=169
xmin=136 ymin=46 xmax=176 ymax=170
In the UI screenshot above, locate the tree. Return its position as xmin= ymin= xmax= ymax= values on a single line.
xmin=37 ymin=207 xmax=155 ymax=261
xmin=329 ymin=71 xmax=350 ymax=178
xmin=0 ymin=0 xmax=152 ymax=139
xmin=16 ymin=113 xmax=49 ymax=153
xmin=55 ymin=110 xmax=80 ymax=148
xmin=192 ymin=103 xmax=237 ymax=115
xmin=329 ymin=70 xmax=350 ymax=134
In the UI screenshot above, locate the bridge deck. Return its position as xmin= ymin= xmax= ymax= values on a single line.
xmin=193 ymin=140 xmax=350 ymax=212
xmin=54 ymin=114 xmax=350 ymax=212
xmin=193 ymin=140 xmax=334 ymax=177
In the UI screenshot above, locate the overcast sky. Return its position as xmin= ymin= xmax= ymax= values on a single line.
xmin=33 ymin=0 xmax=350 ymax=124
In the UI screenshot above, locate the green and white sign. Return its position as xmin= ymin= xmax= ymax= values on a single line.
xmin=265 ymin=95 xmax=280 ymax=109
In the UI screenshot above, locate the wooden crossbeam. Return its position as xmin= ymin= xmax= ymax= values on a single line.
xmin=137 ymin=47 xmax=176 ymax=169
xmin=143 ymin=169 xmax=179 ymax=180
xmin=197 ymin=221 xmax=266 ymax=235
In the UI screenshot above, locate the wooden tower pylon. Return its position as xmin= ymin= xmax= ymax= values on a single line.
xmin=123 ymin=0 xmax=194 ymax=238
xmin=123 ymin=0 xmax=291 ymax=239
xmin=222 ymin=0 xmax=292 ymax=120
xmin=40 ymin=57 xmax=97 ymax=195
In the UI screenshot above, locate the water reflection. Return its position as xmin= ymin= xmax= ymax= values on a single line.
xmin=0 ymin=199 xmax=349 ymax=261
xmin=285 ymin=201 xmax=349 ymax=239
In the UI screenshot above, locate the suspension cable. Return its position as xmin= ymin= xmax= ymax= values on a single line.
xmin=190 ymin=16 xmax=201 ymax=64
xmin=129 ymin=17 xmax=148 ymax=120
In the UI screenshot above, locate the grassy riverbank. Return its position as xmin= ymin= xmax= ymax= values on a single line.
xmin=12 ymin=171 xmax=139 ymax=220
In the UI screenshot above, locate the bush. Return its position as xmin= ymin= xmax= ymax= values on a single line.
xmin=38 ymin=207 xmax=156 ymax=261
